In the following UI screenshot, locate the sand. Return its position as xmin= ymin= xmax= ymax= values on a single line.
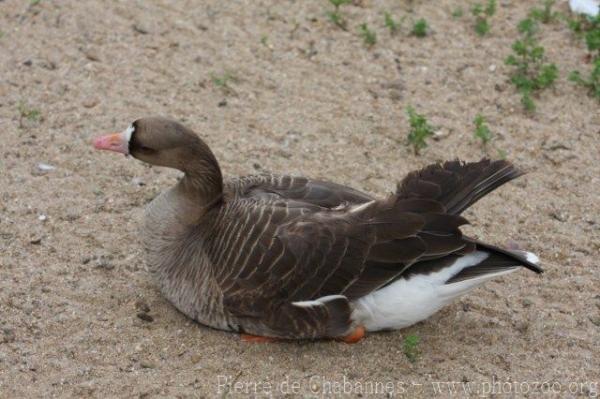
xmin=0 ymin=0 xmax=599 ymax=397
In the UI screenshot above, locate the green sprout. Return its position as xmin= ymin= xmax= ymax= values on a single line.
xmin=260 ymin=35 xmax=269 ymax=46
xmin=473 ymin=114 xmax=492 ymax=145
xmin=18 ymin=101 xmax=41 ymax=122
xmin=471 ymin=0 xmax=496 ymax=36
xmin=569 ymin=15 xmax=600 ymax=101
xmin=505 ymin=18 xmax=558 ymax=112
xmin=326 ymin=0 xmax=350 ymax=30
xmin=570 ymin=58 xmax=600 ymax=100
xmin=403 ymin=334 xmax=421 ymax=363
xmin=384 ymin=12 xmax=403 ymax=35
xmin=411 ymin=18 xmax=429 ymax=37
xmin=529 ymin=0 xmax=559 ymax=24
xmin=210 ymin=72 xmax=237 ymax=93
xmin=406 ymin=106 xmax=434 ymax=155
xmin=358 ymin=23 xmax=377 ymax=47
xmin=329 ymin=0 xmax=350 ymax=8
xmin=452 ymin=7 xmax=464 ymax=19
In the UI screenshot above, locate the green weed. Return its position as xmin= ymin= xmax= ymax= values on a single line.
xmin=384 ymin=12 xmax=403 ymax=35
xmin=570 ymin=57 xmax=600 ymax=100
xmin=411 ymin=18 xmax=429 ymax=38
xmin=18 ymin=101 xmax=41 ymax=127
xmin=326 ymin=0 xmax=350 ymax=30
xmin=473 ymin=114 xmax=492 ymax=145
xmin=328 ymin=0 xmax=350 ymax=8
xmin=529 ymin=0 xmax=559 ymax=24
xmin=471 ymin=0 xmax=496 ymax=36
xmin=585 ymin=21 xmax=600 ymax=57
xmin=211 ymin=72 xmax=237 ymax=92
xmin=406 ymin=106 xmax=434 ymax=155
xmin=403 ymin=334 xmax=420 ymax=363
xmin=358 ymin=23 xmax=377 ymax=47
xmin=452 ymin=7 xmax=464 ymax=19
xmin=569 ymin=15 xmax=600 ymax=101
xmin=18 ymin=102 xmax=41 ymax=121
xmin=505 ymin=18 xmax=558 ymax=112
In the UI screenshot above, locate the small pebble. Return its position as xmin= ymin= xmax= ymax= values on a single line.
xmin=137 ymin=312 xmax=154 ymax=322
xmin=218 ymin=99 xmax=227 ymax=107
xmin=38 ymin=214 xmax=47 ymax=222
xmin=140 ymin=361 xmax=156 ymax=369
xmin=489 ymin=64 xmax=496 ymax=72
xmin=83 ymin=48 xmax=100 ymax=62
xmin=131 ymin=177 xmax=145 ymax=187
xmin=135 ymin=300 xmax=150 ymax=313
xmin=133 ymin=24 xmax=149 ymax=34
xmin=433 ymin=128 xmax=449 ymax=141
xmin=82 ymin=98 xmax=99 ymax=108
xmin=29 ymin=237 xmax=42 ymax=245
xmin=190 ymin=354 xmax=202 ymax=364
xmin=95 ymin=256 xmax=114 ymax=270
xmin=37 ymin=163 xmax=55 ymax=172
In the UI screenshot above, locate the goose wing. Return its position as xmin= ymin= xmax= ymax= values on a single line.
xmin=212 ymin=194 xmax=465 ymax=338
xmin=230 ymin=174 xmax=374 ymax=209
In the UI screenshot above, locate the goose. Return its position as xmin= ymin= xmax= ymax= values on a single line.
xmin=93 ymin=117 xmax=542 ymax=343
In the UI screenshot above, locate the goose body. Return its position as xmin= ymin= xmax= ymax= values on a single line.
xmin=94 ymin=117 xmax=541 ymax=341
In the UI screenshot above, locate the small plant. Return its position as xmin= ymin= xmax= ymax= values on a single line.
xmin=473 ymin=114 xmax=506 ymax=155
xmin=403 ymin=334 xmax=420 ymax=363
xmin=30 ymin=0 xmax=41 ymax=5
xmin=411 ymin=18 xmax=429 ymax=37
xmin=260 ymin=35 xmax=269 ymax=46
xmin=473 ymin=114 xmax=492 ymax=145
xmin=585 ymin=23 xmax=600 ymax=57
xmin=358 ymin=23 xmax=377 ymax=47
xmin=570 ymin=57 xmax=600 ymax=100
xmin=384 ymin=12 xmax=403 ymax=35
xmin=471 ymin=0 xmax=496 ymax=36
xmin=211 ymin=72 xmax=237 ymax=92
xmin=529 ymin=0 xmax=559 ymax=24
xmin=565 ymin=13 xmax=599 ymax=38
xmin=505 ymin=18 xmax=558 ymax=112
xmin=329 ymin=0 xmax=349 ymax=7
xmin=452 ymin=7 xmax=464 ymax=19
xmin=406 ymin=106 xmax=434 ymax=155
xmin=569 ymin=15 xmax=600 ymax=100
xmin=18 ymin=101 xmax=41 ymax=127
xmin=326 ymin=0 xmax=350 ymax=30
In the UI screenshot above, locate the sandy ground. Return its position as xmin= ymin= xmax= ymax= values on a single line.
xmin=1 ymin=0 xmax=599 ymax=397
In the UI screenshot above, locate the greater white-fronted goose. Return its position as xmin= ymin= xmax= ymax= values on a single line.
xmin=93 ymin=117 xmax=542 ymax=343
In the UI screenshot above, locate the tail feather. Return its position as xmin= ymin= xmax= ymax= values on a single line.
xmin=465 ymin=238 xmax=543 ymax=274
xmin=396 ymin=159 xmax=524 ymax=215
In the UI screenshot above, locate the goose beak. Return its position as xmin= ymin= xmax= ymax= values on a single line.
xmin=93 ymin=132 xmax=129 ymax=155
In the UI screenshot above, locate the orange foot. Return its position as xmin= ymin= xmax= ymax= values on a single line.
xmin=240 ymin=334 xmax=279 ymax=343
xmin=339 ymin=325 xmax=365 ymax=344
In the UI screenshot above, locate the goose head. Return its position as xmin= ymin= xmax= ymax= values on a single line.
xmin=93 ymin=117 xmax=223 ymax=200
xmin=94 ymin=117 xmax=214 ymax=169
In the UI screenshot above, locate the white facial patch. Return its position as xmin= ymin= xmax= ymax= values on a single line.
xmin=123 ymin=124 xmax=135 ymax=143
